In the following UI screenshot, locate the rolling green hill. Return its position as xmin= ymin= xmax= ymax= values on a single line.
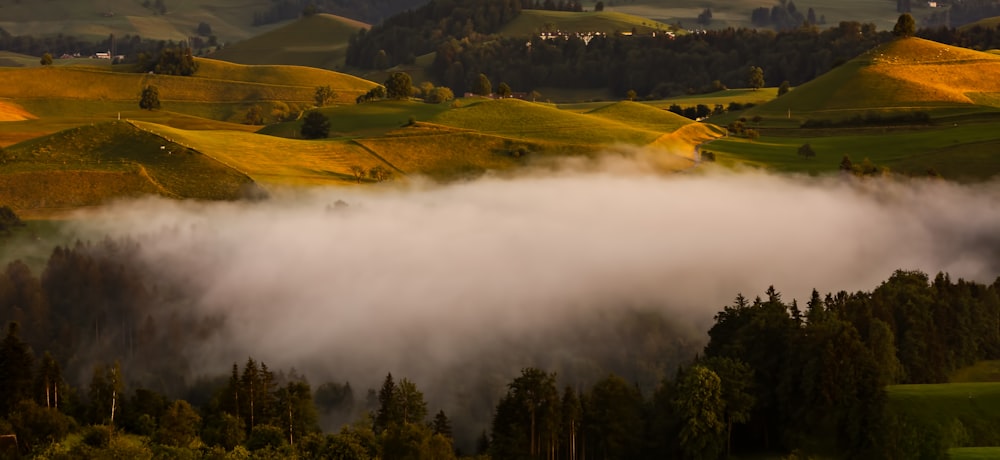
xmin=606 ymin=0 xmax=903 ymax=32
xmin=751 ymin=37 xmax=1000 ymax=120
xmin=0 ymin=121 xmax=259 ymax=215
xmin=208 ymin=14 xmax=368 ymax=70
xmin=0 ymin=0 xmax=283 ymax=44
xmin=959 ymin=16 xmax=1000 ymax=31
xmin=889 ymin=382 xmax=1000 ymax=448
xmin=0 ymin=61 xmax=377 ymax=128
xmin=500 ymin=10 xmax=678 ymax=36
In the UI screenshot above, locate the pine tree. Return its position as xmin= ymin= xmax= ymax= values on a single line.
xmin=0 ymin=322 xmax=35 ymax=416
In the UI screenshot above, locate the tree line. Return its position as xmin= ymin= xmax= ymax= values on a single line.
xmin=2 ymin=267 xmax=995 ymax=458
xmin=2 ymin=221 xmax=999 ymax=458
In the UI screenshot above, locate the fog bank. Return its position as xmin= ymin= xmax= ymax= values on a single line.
xmin=73 ymin=166 xmax=1000 ymax=416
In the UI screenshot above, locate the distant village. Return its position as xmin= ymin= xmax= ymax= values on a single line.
xmin=55 ymin=51 xmax=126 ymax=61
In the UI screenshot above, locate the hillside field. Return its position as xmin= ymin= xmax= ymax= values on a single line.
xmin=889 ymin=382 xmax=1000 ymax=447
xmin=0 ymin=63 xmax=721 ymax=215
xmin=208 ymin=13 xmax=367 ymax=71
xmin=0 ymin=0 xmax=287 ymax=43
xmin=750 ymin=38 xmax=1000 ymax=120
xmin=500 ymin=10 xmax=678 ymax=36
xmin=606 ymin=0 xmax=917 ymax=32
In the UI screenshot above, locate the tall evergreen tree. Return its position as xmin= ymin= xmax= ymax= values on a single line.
xmin=0 ymin=322 xmax=35 ymax=417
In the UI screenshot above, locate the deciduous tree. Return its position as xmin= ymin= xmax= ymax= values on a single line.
xmin=748 ymin=66 xmax=764 ymax=90
xmin=893 ymin=13 xmax=915 ymax=38
xmin=384 ymin=72 xmax=413 ymax=100
xmin=139 ymin=85 xmax=160 ymax=111
xmin=301 ymin=111 xmax=331 ymax=139
xmin=473 ymin=73 xmax=492 ymax=96
xmin=314 ymin=85 xmax=337 ymax=107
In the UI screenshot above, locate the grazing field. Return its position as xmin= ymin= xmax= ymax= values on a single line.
xmin=430 ymin=99 xmax=672 ymax=145
xmin=949 ymin=447 xmax=1000 ymax=459
xmin=0 ymin=60 xmax=376 ymax=128
xmin=888 ymin=382 xmax=1000 ymax=447
xmin=260 ymin=100 xmax=452 ymax=139
xmin=208 ymin=14 xmax=368 ymax=70
xmin=0 ymin=0 xmax=284 ymax=43
xmin=701 ymin=118 xmax=1000 ymax=180
xmin=606 ymin=0 xmax=908 ymax=31
xmin=0 ymin=121 xmax=257 ymax=213
xmin=134 ymin=121 xmax=385 ymax=186
xmin=750 ymin=38 xmax=1000 ymax=121
xmin=694 ymin=37 xmax=1000 ymax=180
xmin=500 ymin=10 xmax=678 ymax=36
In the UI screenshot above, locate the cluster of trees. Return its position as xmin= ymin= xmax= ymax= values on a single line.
xmin=750 ymin=0 xmax=823 ymax=30
xmin=345 ymin=0 xmax=526 ymax=70
xmin=354 ymin=73 xmax=456 ymax=104
xmin=479 ymin=270 xmax=1000 ymax=459
xmin=839 ymin=155 xmax=891 ymax=177
xmin=137 ymin=45 xmax=198 ymax=76
xmin=427 ymin=22 xmax=890 ymax=97
xmin=0 ymin=321 xmax=452 ymax=458
xmin=0 ymin=30 xmax=213 ymax=65
xmin=697 ymin=270 xmax=1000 ymax=457
xmin=529 ymin=0 xmax=584 ymax=12
xmin=800 ymin=110 xmax=931 ymax=128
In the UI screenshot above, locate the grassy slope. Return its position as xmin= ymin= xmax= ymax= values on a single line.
xmin=258 ymin=99 xmax=720 ymax=180
xmin=702 ymin=119 xmax=1000 ymax=180
xmin=500 ymin=10 xmax=678 ymax=35
xmin=607 ymin=0 xmax=904 ymax=32
xmin=950 ymin=447 xmax=1000 ymax=459
xmin=888 ymin=382 xmax=1000 ymax=446
xmin=0 ymin=0 xmax=281 ymax=43
xmin=959 ymin=16 xmax=1000 ymax=31
xmin=208 ymin=14 xmax=368 ymax=70
xmin=753 ymin=38 xmax=1000 ymax=119
xmin=430 ymin=98 xmax=667 ymax=145
xmin=699 ymin=38 xmax=1000 ymax=180
xmin=0 ymin=61 xmax=377 ymax=136
xmin=259 ymin=100 xmax=452 ymax=138
xmin=0 ymin=121 xmax=256 ymax=214
xmin=135 ymin=121 xmax=386 ymax=186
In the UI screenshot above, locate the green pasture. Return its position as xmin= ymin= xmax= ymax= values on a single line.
xmin=888 ymin=382 xmax=1000 ymax=447
xmin=749 ymin=38 xmax=1000 ymax=122
xmin=949 ymin=447 xmax=1000 ymax=459
xmin=134 ymin=122 xmax=384 ymax=186
xmin=0 ymin=0 xmax=280 ymax=43
xmin=960 ymin=16 xmax=1000 ymax=31
xmin=585 ymin=101 xmax=693 ymax=132
xmin=0 ymin=121 xmax=255 ymax=211
xmin=606 ymin=0 xmax=909 ymax=32
xmin=260 ymin=100 xmax=452 ymax=139
xmin=702 ymin=117 xmax=1000 ymax=180
xmin=429 ymin=98 xmax=668 ymax=145
xmin=500 ymin=10 xmax=678 ymax=36
xmin=208 ymin=14 xmax=367 ymax=70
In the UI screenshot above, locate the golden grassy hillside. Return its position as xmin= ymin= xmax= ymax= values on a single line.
xmin=755 ymin=37 xmax=1000 ymax=117
xmin=208 ymin=14 xmax=368 ymax=70
xmin=0 ymin=101 xmax=36 ymax=122
xmin=0 ymin=121 xmax=257 ymax=214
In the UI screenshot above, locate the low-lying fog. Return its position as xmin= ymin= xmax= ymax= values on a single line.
xmin=71 ymin=162 xmax=1000 ymax=435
